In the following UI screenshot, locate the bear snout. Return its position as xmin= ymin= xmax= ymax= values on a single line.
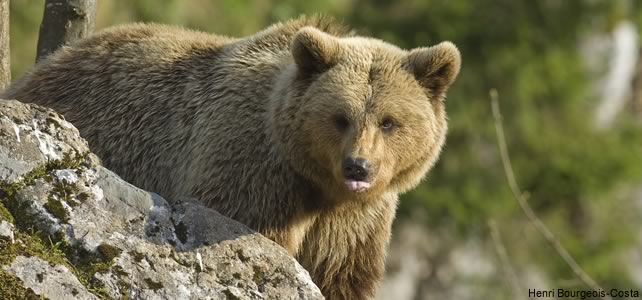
xmin=342 ymin=157 xmax=370 ymax=181
xmin=342 ymin=157 xmax=374 ymax=192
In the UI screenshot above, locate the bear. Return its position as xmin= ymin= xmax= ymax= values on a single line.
xmin=3 ymin=16 xmax=460 ymax=299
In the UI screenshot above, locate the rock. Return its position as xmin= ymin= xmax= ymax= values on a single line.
xmin=0 ymin=99 xmax=88 ymax=186
xmin=0 ymin=99 xmax=323 ymax=300
xmin=0 ymin=220 xmax=13 ymax=243
xmin=4 ymin=256 xmax=97 ymax=300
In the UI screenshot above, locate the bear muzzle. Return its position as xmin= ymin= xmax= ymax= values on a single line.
xmin=342 ymin=157 xmax=372 ymax=193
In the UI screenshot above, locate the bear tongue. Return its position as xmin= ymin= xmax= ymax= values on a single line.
xmin=345 ymin=179 xmax=371 ymax=192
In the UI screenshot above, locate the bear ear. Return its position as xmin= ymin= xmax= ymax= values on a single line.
xmin=404 ymin=42 xmax=461 ymax=99
xmin=291 ymin=26 xmax=340 ymax=73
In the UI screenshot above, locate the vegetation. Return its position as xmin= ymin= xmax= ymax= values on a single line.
xmin=0 ymin=152 xmax=115 ymax=298
xmin=5 ymin=0 xmax=642 ymax=297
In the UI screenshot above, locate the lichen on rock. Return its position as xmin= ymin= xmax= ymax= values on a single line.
xmin=0 ymin=99 xmax=323 ymax=300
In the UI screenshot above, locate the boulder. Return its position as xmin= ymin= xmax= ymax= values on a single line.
xmin=0 ymin=99 xmax=323 ymax=300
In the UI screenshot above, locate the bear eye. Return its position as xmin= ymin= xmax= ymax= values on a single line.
xmin=334 ymin=114 xmax=349 ymax=131
xmin=380 ymin=117 xmax=396 ymax=132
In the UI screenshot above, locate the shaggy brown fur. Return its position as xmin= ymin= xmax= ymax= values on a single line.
xmin=3 ymin=16 xmax=460 ymax=299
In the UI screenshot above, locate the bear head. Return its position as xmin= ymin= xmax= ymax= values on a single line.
xmin=271 ymin=26 xmax=460 ymax=203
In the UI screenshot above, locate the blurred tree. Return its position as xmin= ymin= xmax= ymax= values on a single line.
xmin=0 ymin=0 xmax=9 ymax=90
xmin=36 ymin=0 xmax=96 ymax=62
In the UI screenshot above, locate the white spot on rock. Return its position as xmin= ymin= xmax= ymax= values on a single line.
xmin=91 ymin=184 xmax=104 ymax=201
xmin=0 ymin=221 xmax=15 ymax=244
xmin=251 ymin=290 xmax=264 ymax=298
xmin=177 ymin=284 xmax=191 ymax=298
xmin=12 ymin=122 xmax=20 ymax=143
xmin=54 ymin=169 xmax=78 ymax=184
xmin=109 ymin=232 xmax=126 ymax=241
xmin=60 ymin=119 xmax=75 ymax=129
xmin=0 ymin=116 xmax=22 ymax=143
xmin=196 ymin=252 xmax=203 ymax=272
xmin=32 ymin=120 xmax=61 ymax=160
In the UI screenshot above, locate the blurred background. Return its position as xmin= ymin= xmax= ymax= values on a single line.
xmin=8 ymin=0 xmax=642 ymax=299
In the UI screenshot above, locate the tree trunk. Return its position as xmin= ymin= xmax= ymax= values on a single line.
xmin=36 ymin=0 xmax=96 ymax=63
xmin=632 ymin=48 xmax=642 ymax=115
xmin=0 ymin=0 xmax=9 ymax=91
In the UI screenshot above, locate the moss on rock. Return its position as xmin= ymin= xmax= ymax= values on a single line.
xmin=0 ymin=270 xmax=41 ymax=300
xmin=0 ymin=201 xmax=13 ymax=223
xmin=97 ymin=243 xmax=122 ymax=262
xmin=0 ymin=152 xmax=116 ymax=299
xmin=44 ymin=197 xmax=69 ymax=223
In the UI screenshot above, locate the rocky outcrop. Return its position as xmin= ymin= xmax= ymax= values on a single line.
xmin=0 ymin=99 xmax=323 ymax=300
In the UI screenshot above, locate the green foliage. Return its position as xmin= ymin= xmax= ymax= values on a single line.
xmin=7 ymin=0 xmax=642 ymax=292
xmin=352 ymin=0 xmax=642 ymax=289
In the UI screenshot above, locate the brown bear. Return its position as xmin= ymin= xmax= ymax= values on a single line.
xmin=3 ymin=16 xmax=460 ymax=299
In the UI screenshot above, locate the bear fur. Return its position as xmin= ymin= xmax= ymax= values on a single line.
xmin=3 ymin=16 xmax=461 ymax=299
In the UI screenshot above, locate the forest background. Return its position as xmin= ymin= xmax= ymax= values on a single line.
xmin=7 ymin=1 xmax=642 ymax=298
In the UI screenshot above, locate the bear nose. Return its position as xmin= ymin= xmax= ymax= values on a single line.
xmin=342 ymin=157 xmax=370 ymax=181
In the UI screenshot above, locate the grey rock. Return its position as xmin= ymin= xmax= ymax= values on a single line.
xmin=0 ymin=99 xmax=89 ymax=185
xmin=0 ymin=220 xmax=13 ymax=243
xmin=4 ymin=256 xmax=98 ymax=300
xmin=0 ymin=99 xmax=323 ymax=300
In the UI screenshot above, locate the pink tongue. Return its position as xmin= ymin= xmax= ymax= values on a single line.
xmin=345 ymin=179 xmax=371 ymax=192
